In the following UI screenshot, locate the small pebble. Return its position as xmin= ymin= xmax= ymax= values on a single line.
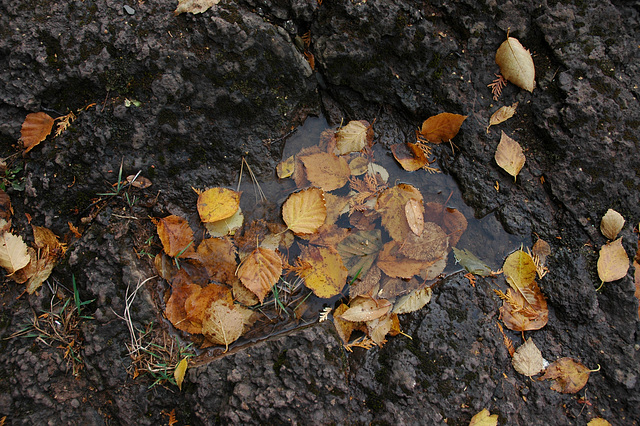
xmin=123 ymin=5 xmax=135 ymax=15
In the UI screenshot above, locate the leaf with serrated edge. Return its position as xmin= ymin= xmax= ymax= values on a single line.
xmin=0 ymin=232 xmax=30 ymax=274
xmin=299 ymin=245 xmax=348 ymax=298
xmin=420 ymin=113 xmax=467 ymax=144
xmin=201 ymin=299 xmax=253 ymax=352
xmin=336 ymin=229 xmax=382 ymax=278
xmin=600 ymin=209 xmax=625 ymax=240
xmin=540 ymin=357 xmax=591 ymax=394
xmin=299 ymin=152 xmax=350 ymax=191
xmin=282 ymin=187 xmax=327 ymax=235
xmin=512 ymin=337 xmax=544 ymax=377
xmin=338 ymin=297 xmax=391 ymax=322
xmin=495 ymin=131 xmax=525 ymax=180
xmin=597 ymin=237 xmax=629 ymax=283
xmin=495 ymin=37 xmax=535 ymax=92
xmin=376 ymin=183 xmax=423 ymax=242
xmin=155 ymin=215 xmax=195 ymax=257
xmin=237 ymin=247 xmax=282 ymax=303
xmin=335 ymin=120 xmax=371 ymax=155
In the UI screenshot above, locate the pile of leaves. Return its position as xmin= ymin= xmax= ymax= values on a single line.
xmin=154 ymin=117 xmax=470 ymax=352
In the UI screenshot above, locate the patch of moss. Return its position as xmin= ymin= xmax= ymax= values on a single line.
xmin=364 ymin=389 xmax=384 ymax=412
xmin=436 ymin=378 xmax=455 ymax=397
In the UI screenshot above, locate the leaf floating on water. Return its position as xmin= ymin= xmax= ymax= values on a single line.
xmin=495 ymin=131 xmax=525 ymax=180
xmin=332 ymin=303 xmax=360 ymax=344
xmin=299 ymin=152 xmax=351 ymax=191
xmin=237 ymin=247 xmax=282 ymax=303
xmin=276 ymin=155 xmax=295 ymax=179
xmin=335 ymin=120 xmax=372 ymax=155
xmin=419 ymin=113 xmax=467 ymax=144
xmin=196 ymin=238 xmax=237 ymax=284
xmin=336 ymin=229 xmax=383 ymax=278
xmin=298 ymin=245 xmax=348 ymax=298
xmin=391 ymin=143 xmax=428 ymax=171
xmin=338 ymin=297 xmax=391 ymax=322
xmin=348 ymin=156 xmax=369 ymax=176
xmin=174 ymin=0 xmax=220 ymax=15
xmin=404 ymin=198 xmax=424 ymax=236
xmin=540 ymin=357 xmax=593 ymax=394
xmin=423 ymin=202 xmax=468 ymax=247
xmin=512 ymin=337 xmax=544 ymax=377
xmin=469 ymin=409 xmax=499 ymax=426
xmin=377 ymin=241 xmax=425 ymax=279
xmin=174 ymin=357 xmax=188 ymax=391
xmin=600 ymin=208 xmax=625 ymax=240
xmin=154 ymin=215 xmax=195 ymax=258
xmin=487 ymin=102 xmax=518 ymax=132
xmin=495 ymin=36 xmax=535 ymax=92
xmin=452 ymin=247 xmax=492 ymax=276
xmin=201 ymin=299 xmax=254 ymax=352
xmin=399 ymin=222 xmax=449 ymax=262
xmin=376 ymin=183 xmax=423 ymax=242
xmin=204 ymin=208 xmax=244 ymax=237
xmin=597 ymin=237 xmax=629 ymax=283
xmin=20 ymin=112 xmax=54 ymax=155
xmin=282 ymin=187 xmax=327 ymax=235
xmin=197 ymin=187 xmax=241 ymax=223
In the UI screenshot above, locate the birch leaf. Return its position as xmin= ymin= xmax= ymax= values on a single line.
xmin=0 ymin=232 xmax=30 ymax=274
xmin=335 ymin=120 xmax=372 ymax=155
xmin=299 ymin=245 xmax=348 ymax=298
xmin=597 ymin=237 xmax=629 ymax=283
xmin=540 ymin=357 xmax=592 ymax=394
xmin=20 ymin=112 xmax=54 ymax=154
xmin=237 ymin=247 xmax=282 ymax=303
xmin=391 ymin=143 xmax=428 ymax=171
xmin=175 ymin=0 xmax=220 ymax=15
xmin=600 ymin=209 xmax=625 ymax=240
xmin=487 ymin=102 xmax=518 ymax=131
xmin=197 ymin=187 xmax=240 ymax=223
xmin=495 ymin=131 xmax=525 ymax=180
xmin=495 ymin=37 xmax=535 ymax=92
xmin=154 ymin=215 xmax=195 ymax=258
xmin=277 ymin=155 xmax=295 ymax=179
xmin=202 ymin=299 xmax=253 ymax=352
xmin=174 ymin=358 xmax=188 ymax=391
xmin=336 ymin=229 xmax=383 ymax=278
xmin=469 ymin=409 xmax=499 ymax=426
xmin=392 ymin=285 xmax=433 ymax=314
xmin=282 ymin=187 xmax=327 ymax=235
xmin=376 ymin=183 xmax=423 ymax=241
xmin=299 ymin=152 xmax=351 ymax=191
xmin=337 ymin=297 xmax=391 ymax=322
xmin=512 ymin=337 xmax=544 ymax=377
xmin=420 ymin=113 xmax=467 ymax=144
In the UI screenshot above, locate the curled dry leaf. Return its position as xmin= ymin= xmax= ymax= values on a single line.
xmin=420 ymin=112 xmax=467 ymax=144
xmin=335 ymin=120 xmax=372 ymax=155
xmin=338 ymin=297 xmax=391 ymax=322
xmin=174 ymin=0 xmax=220 ymax=15
xmin=154 ymin=215 xmax=195 ymax=258
xmin=237 ymin=247 xmax=282 ymax=303
xmin=299 ymin=245 xmax=348 ymax=298
xmin=469 ymin=409 xmax=498 ymax=426
xmin=495 ymin=131 xmax=525 ymax=180
xmin=512 ymin=337 xmax=544 ymax=377
xmin=202 ymin=299 xmax=253 ymax=352
xmin=126 ymin=174 xmax=152 ymax=189
xmin=197 ymin=187 xmax=241 ymax=223
xmin=391 ymin=143 xmax=428 ymax=171
xmin=332 ymin=303 xmax=361 ymax=344
xmin=597 ymin=237 xmax=629 ymax=283
xmin=499 ymin=284 xmax=548 ymax=332
xmin=299 ymin=152 xmax=351 ymax=191
xmin=20 ymin=112 xmax=54 ymax=155
xmin=277 ymin=155 xmax=295 ymax=179
xmin=282 ymin=187 xmax=327 ymax=235
xmin=540 ymin=357 xmax=592 ymax=394
xmin=495 ymin=36 xmax=535 ymax=92
xmin=600 ymin=208 xmax=625 ymax=240
xmin=487 ymin=102 xmax=518 ymax=132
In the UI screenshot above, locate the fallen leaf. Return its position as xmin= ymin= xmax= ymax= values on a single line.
xmin=20 ymin=112 xmax=54 ymax=154
xmin=232 ymin=277 xmax=259 ymax=306
xmin=336 ymin=229 xmax=383 ymax=278
xmin=399 ymin=222 xmax=449 ymax=262
xmin=452 ymin=247 xmax=492 ymax=276
xmin=512 ymin=337 xmax=544 ymax=377
xmin=11 ymin=247 xmax=36 ymax=285
xmin=392 ymin=285 xmax=432 ymax=314
xmin=299 ymin=152 xmax=351 ymax=191
xmin=378 ymin=276 xmax=423 ymax=299
xmin=0 ymin=189 xmax=12 ymax=232
xmin=335 ymin=120 xmax=372 ymax=155
xmin=487 ymin=102 xmax=518 ymax=131
xmin=154 ymin=215 xmax=195 ymax=258
xmin=531 ymin=238 xmax=551 ymax=266
xmin=184 ymin=283 xmax=232 ymax=329
xmin=587 ymin=419 xmax=612 ymax=426
xmin=25 ymin=254 xmax=55 ymax=294
xmin=126 ymin=175 xmax=152 ymax=189
xmin=377 ymin=241 xmax=425 ymax=279
xmin=348 ymin=156 xmax=369 ymax=176
xmin=423 ymin=202 xmax=468 ymax=247
xmin=332 ymin=303 xmax=360 ymax=344
xmin=237 ymin=247 xmax=282 ymax=303
xmin=498 ymin=285 xmax=548 ymax=332
xmin=600 ymin=209 xmax=625 ymax=240
xmin=376 ymin=183 xmax=423 ymax=241
xmin=419 ymin=112 xmax=467 ymax=144
xmin=174 ymin=0 xmax=220 ymax=15
xmin=495 ymin=36 xmax=535 ymax=92
xmin=391 ymin=143 xmax=428 ymax=171
xmin=503 ymin=249 xmax=537 ymax=303
xmin=597 ymin=237 xmax=629 ymax=283
xmin=204 ymin=207 xmax=244 ymax=237
xmin=366 ymin=313 xmax=395 ymax=345
xmin=338 ymin=297 xmax=391 ymax=322
xmin=495 ymin=131 xmax=525 ymax=180
xmin=32 ymin=225 xmax=65 ymax=258
xmin=635 ymin=247 xmax=640 ymax=320
xmin=197 ymin=187 xmax=241 ymax=223
xmin=201 ymin=299 xmax=253 ymax=352
xmin=405 ymin=198 xmax=424 ymax=236
xmin=298 ymin=245 xmax=348 ymax=298
xmin=305 ymin=224 xmax=350 ymax=247
xmin=282 ymin=187 xmax=327 ymax=235
xmin=349 ymin=264 xmax=381 ymax=299
xmin=196 ymin=238 xmax=237 ymax=284
xmin=0 ymin=232 xmax=30 ymax=275
xmin=540 ymin=357 xmax=592 ymax=393
xmin=174 ymin=357 xmax=188 ymax=391
xmin=469 ymin=409 xmax=498 ymax=426
xmin=324 ymin=193 xmax=350 ymax=226
xmin=277 ymin=155 xmax=295 ymax=179
xmin=165 ymin=283 xmax=202 ymax=334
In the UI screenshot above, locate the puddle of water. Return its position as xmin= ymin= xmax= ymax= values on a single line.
xmin=182 ymin=115 xmax=529 ymax=364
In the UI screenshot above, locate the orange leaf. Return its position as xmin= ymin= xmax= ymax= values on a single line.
xmin=337 ymin=297 xmax=391 ymax=322
xmin=540 ymin=357 xmax=592 ymax=394
xmin=299 ymin=152 xmax=351 ymax=191
xmin=196 ymin=238 xmax=237 ymax=284
xmin=154 ymin=215 xmax=195 ymax=258
xmin=237 ymin=247 xmax=282 ymax=303
xmin=20 ymin=112 xmax=54 ymax=154
xmin=165 ymin=283 xmax=202 ymax=334
xmin=391 ymin=143 xmax=428 ymax=171
xmin=419 ymin=112 xmax=467 ymax=144
xmin=282 ymin=187 xmax=327 ymax=235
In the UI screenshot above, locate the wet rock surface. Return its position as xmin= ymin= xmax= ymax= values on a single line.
xmin=1 ymin=0 xmax=639 ymax=424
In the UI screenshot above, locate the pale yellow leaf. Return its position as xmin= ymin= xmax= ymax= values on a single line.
xmin=335 ymin=120 xmax=372 ymax=155
xmin=487 ymin=102 xmax=518 ymax=131
xmin=495 ymin=37 xmax=535 ymax=92
xmin=392 ymin=285 xmax=432 ymax=314
xmin=495 ymin=131 xmax=525 ymax=180
xmin=405 ymin=199 xmax=424 ymax=236
xmin=597 ymin=237 xmax=629 ymax=283
xmin=0 ymin=232 xmax=30 ymax=274
xmin=503 ymin=249 xmax=537 ymax=296
xmin=469 ymin=409 xmax=498 ymax=426
xmin=338 ymin=297 xmax=391 ymax=322
xmin=587 ymin=418 xmax=612 ymax=426
xmin=202 ymin=299 xmax=253 ymax=352
xmin=174 ymin=0 xmax=220 ymax=15
xmin=277 ymin=155 xmax=295 ymax=179
xmin=512 ymin=337 xmax=544 ymax=377
xmin=174 ymin=357 xmax=188 ymax=391
xmin=282 ymin=187 xmax=327 ymax=235
xmin=600 ymin=209 xmax=625 ymax=240
xmin=204 ymin=208 xmax=244 ymax=237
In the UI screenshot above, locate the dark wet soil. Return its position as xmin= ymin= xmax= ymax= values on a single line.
xmin=1 ymin=0 xmax=639 ymax=424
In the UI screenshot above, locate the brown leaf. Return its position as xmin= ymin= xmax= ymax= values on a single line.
xmin=232 ymin=277 xmax=259 ymax=306
xmin=399 ymin=222 xmax=448 ymax=262
xmin=335 ymin=120 xmax=373 ymax=155
xmin=32 ymin=225 xmax=66 ymax=258
xmin=487 ymin=102 xmax=518 ymax=132
xmin=378 ymin=275 xmax=423 ymax=299
xmin=0 ymin=189 xmax=12 ymax=233
xmin=376 ymin=183 xmax=423 ymax=241
xmin=349 ymin=264 xmax=382 ymax=299
xmin=532 ymin=238 xmax=551 ymax=266
xmin=600 ymin=209 xmax=625 ymax=240
xmin=298 ymin=245 xmax=348 ymax=298
xmin=165 ymin=283 xmax=202 ymax=334
xmin=20 ymin=112 xmax=54 ymax=154
xmin=305 ymin=224 xmax=350 ymax=247
xmin=282 ymin=187 xmax=327 ymax=235
xmin=126 ymin=175 xmax=152 ymax=189
xmin=237 ymin=247 xmax=282 ymax=303
xmin=154 ymin=215 xmax=195 ymax=258
xmin=512 ymin=337 xmax=544 ymax=376
xmin=201 ymin=299 xmax=253 ymax=352
xmin=495 ymin=37 xmax=535 ymax=92
xmin=332 ymin=303 xmax=360 ymax=344
xmin=498 ymin=284 xmax=548 ymax=332
xmin=392 ymin=285 xmax=433 ymax=314
xmin=336 ymin=229 xmax=382 ymax=278
xmin=419 ymin=112 xmax=467 ymax=144
xmin=423 ymin=202 xmax=468 ymax=247
xmin=348 ymin=156 xmax=369 ymax=176
xmin=366 ymin=313 xmax=394 ymax=345
xmin=495 ymin=131 xmax=525 ymax=180
xmin=377 ymin=240 xmax=425 ymax=279
xmin=185 ymin=283 xmax=232 ymax=329
xmin=196 ymin=238 xmax=237 ymax=284
xmin=540 ymin=357 xmax=592 ymax=393
xmin=299 ymin=152 xmax=351 ymax=191
xmin=597 ymin=237 xmax=629 ymax=283
xmin=25 ymin=254 xmax=55 ymax=294
xmin=390 ymin=143 xmax=428 ymax=171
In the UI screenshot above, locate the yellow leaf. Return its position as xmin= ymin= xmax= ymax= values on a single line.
xmin=237 ymin=247 xmax=282 ymax=303
xmin=20 ymin=112 xmax=54 ymax=154
xmin=597 ymin=237 xmax=629 ymax=283
xmin=197 ymin=187 xmax=240 ymax=223
xmin=495 ymin=36 xmax=535 ymax=92
xmin=540 ymin=357 xmax=592 ymax=394
xmin=587 ymin=419 xmax=612 ymax=426
xmin=276 ymin=155 xmax=295 ymax=178
xmin=282 ymin=187 xmax=327 ymax=235
xmin=390 ymin=143 xmax=428 ymax=171
xmin=335 ymin=120 xmax=372 ymax=155
xmin=201 ymin=299 xmax=254 ymax=352
xmin=174 ymin=0 xmax=220 ymax=15
xmin=204 ymin=208 xmax=244 ymax=237
xmin=0 ymin=232 xmax=30 ymax=274
xmin=299 ymin=152 xmax=351 ymax=191
xmin=495 ymin=131 xmax=525 ymax=180
xmin=392 ymin=285 xmax=432 ymax=314
xmin=503 ymin=249 xmax=537 ymax=303
xmin=487 ymin=102 xmax=518 ymax=132
xmin=299 ymin=245 xmax=348 ymax=298
xmin=512 ymin=337 xmax=544 ymax=377
xmin=337 ymin=297 xmax=391 ymax=322
xmin=174 ymin=357 xmax=188 ymax=391
xmin=600 ymin=208 xmax=625 ymax=240
xmin=469 ymin=409 xmax=498 ymax=426
xmin=419 ymin=112 xmax=467 ymax=144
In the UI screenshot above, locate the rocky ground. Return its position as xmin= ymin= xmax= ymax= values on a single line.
xmin=1 ymin=0 xmax=639 ymax=424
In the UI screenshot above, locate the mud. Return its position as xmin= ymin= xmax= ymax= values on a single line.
xmin=1 ymin=0 xmax=639 ymax=424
